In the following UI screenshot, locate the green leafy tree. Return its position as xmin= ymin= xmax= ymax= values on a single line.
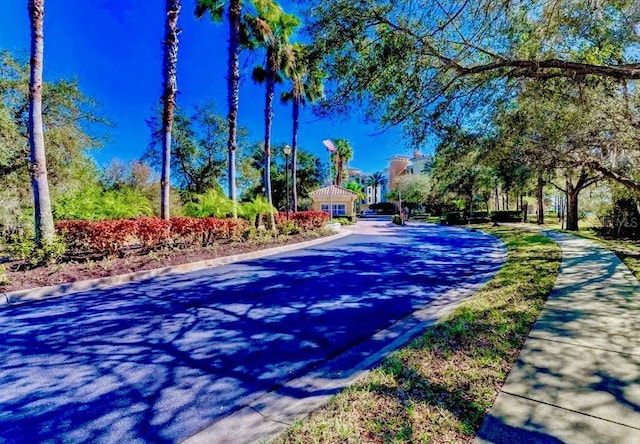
xmin=0 ymin=54 xmax=105 ymax=238
xmin=431 ymin=127 xmax=497 ymax=216
xmin=298 ymin=0 xmax=640 ymax=148
xmin=246 ymin=143 xmax=323 ymax=210
xmin=146 ymin=103 xmax=248 ymax=195
xmin=388 ymin=174 xmax=431 ymax=210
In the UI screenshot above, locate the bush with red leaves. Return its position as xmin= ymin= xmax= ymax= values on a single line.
xmin=55 ymin=212 xmax=326 ymax=257
xmin=290 ymin=211 xmax=330 ymax=230
xmin=136 ymin=218 xmax=172 ymax=249
xmin=56 ymin=219 xmax=137 ymax=256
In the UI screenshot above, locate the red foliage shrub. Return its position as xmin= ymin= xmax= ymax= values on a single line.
xmin=56 ymin=219 xmax=137 ymax=255
xmin=275 ymin=212 xmax=288 ymax=225
xmin=170 ymin=217 xmax=205 ymax=245
xmin=226 ymin=218 xmax=250 ymax=240
xmin=201 ymin=217 xmax=228 ymax=243
xmin=135 ymin=217 xmax=172 ymax=249
xmin=56 ymin=215 xmax=278 ymax=257
xmin=290 ymin=211 xmax=329 ymax=230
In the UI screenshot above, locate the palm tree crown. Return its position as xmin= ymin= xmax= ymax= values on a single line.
xmin=281 ymin=43 xmax=325 ymax=211
xmin=248 ymin=1 xmax=299 ymax=228
xmin=368 ymin=171 xmax=387 ymax=204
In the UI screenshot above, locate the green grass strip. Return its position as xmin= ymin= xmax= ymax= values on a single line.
xmin=274 ymin=226 xmax=561 ymax=444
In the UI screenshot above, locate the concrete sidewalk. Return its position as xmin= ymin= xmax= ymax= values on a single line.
xmin=477 ymin=230 xmax=640 ymax=443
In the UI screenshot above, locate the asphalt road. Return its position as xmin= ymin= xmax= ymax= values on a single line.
xmin=0 ymin=221 xmax=505 ymax=443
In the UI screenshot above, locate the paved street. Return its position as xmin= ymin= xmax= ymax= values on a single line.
xmin=0 ymin=221 xmax=504 ymax=443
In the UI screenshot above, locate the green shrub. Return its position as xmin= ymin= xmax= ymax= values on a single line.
xmin=278 ymin=220 xmax=300 ymax=235
xmin=183 ymin=188 xmax=235 ymax=218
xmin=54 ymin=184 xmax=153 ymax=220
xmin=490 ymin=211 xmax=523 ymax=223
xmin=392 ymin=214 xmax=403 ymax=225
xmin=239 ymin=196 xmax=276 ymax=226
xmin=333 ymin=217 xmax=354 ymax=225
xmin=0 ymin=264 xmax=9 ymax=288
xmin=7 ymin=235 xmax=67 ymax=266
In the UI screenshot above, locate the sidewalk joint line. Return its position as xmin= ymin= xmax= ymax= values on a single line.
xmin=248 ymin=405 xmax=292 ymax=426
xmin=500 ymin=391 xmax=640 ymax=431
xmin=528 ymin=334 xmax=640 ymax=358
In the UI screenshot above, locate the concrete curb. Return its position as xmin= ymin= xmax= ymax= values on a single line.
xmin=1 ymin=230 xmax=352 ymax=308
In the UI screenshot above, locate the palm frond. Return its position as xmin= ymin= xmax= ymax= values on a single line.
xmin=194 ymin=0 xmax=224 ymax=21
xmin=252 ymin=65 xmax=267 ymax=83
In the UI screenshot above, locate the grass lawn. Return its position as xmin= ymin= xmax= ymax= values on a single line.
xmin=273 ymin=226 xmax=561 ymax=443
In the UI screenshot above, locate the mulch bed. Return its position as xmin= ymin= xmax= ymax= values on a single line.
xmin=1 ymin=232 xmax=327 ymax=293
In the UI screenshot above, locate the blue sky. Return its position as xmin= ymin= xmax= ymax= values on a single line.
xmin=0 ymin=0 xmax=423 ymax=175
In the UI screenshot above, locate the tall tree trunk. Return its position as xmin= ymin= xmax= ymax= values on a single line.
xmin=264 ymin=47 xmax=276 ymax=230
xmin=291 ymin=98 xmax=299 ymax=211
xmin=536 ymin=172 xmax=544 ymax=225
xmin=227 ymin=0 xmax=241 ymax=218
xmin=28 ymin=0 xmax=54 ymax=246
xmin=522 ymin=194 xmax=528 ymax=222
xmin=160 ymin=0 xmax=180 ymax=220
xmin=566 ymin=185 xmax=580 ymax=231
xmin=494 ymin=184 xmax=499 ymax=211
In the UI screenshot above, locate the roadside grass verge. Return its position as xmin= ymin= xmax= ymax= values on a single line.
xmin=273 ymin=226 xmax=561 ymax=444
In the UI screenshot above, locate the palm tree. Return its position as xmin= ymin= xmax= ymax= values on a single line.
xmin=281 ymin=43 xmax=324 ymax=212
xmin=28 ymin=0 xmax=54 ymax=245
xmin=331 ymin=138 xmax=353 ymax=187
xmin=344 ymin=180 xmax=365 ymax=213
xmin=195 ymin=0 xmax=244 ymax=217
xmin=249 ymin=3 xmax=299 ymax=229
xmin=160 ymin=0 xmax=181 ymax=220
xmin=368 ymin=171 xmax=387 ymax=205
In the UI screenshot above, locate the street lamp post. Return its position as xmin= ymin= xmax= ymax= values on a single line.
xmin=283 ymin=145 xmax=292 ymax=219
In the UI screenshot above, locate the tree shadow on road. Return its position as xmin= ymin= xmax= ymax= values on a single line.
xmin=0 ymin=225 xmax=504 ymax=443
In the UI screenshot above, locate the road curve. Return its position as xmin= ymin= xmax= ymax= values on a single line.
xmin=0 ymin=220 xmax=505 ymax=443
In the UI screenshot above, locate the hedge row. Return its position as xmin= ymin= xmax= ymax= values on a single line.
xmin=275 ymin=211 xmax=330 ymax=230
xmin=55 ymin=211 xmax=330 ymax=256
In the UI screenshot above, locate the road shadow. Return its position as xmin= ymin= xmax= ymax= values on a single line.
xmin=0 ymin=224 xmax=504 ymax=443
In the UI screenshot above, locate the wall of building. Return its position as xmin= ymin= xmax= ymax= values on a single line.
xmin=388 ymin=156 xmax=411 ymax=191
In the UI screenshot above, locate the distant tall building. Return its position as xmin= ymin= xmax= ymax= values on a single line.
xmin=388 ymin=156 xmax=411 ymax=191
xmin=348 ymin=151 xmax=430 ymax=208
xmin=407 ymin=150 xmax=433 ymax=175
xmin=347 ymin=168 xmax=387 ymax=207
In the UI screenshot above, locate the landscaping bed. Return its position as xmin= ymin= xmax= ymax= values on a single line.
xmin=274 ymin=225 xmax=561 ymax=444
xmin=1 ymin=229 xmax=331 ymax=293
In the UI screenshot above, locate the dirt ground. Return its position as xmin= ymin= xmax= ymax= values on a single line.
xmin=1 ymin=232 xmax=327 ymax=293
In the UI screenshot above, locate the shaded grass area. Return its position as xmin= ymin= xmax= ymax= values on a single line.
xmin=273 ymin=226 xmax=561 ymax=444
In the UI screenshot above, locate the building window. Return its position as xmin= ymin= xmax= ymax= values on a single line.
xmin=320 ymin=204 xmax=346 ymax=216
